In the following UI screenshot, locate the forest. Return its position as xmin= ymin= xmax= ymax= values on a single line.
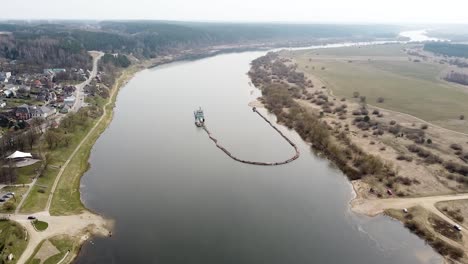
xmin=0 ymin=21 xmax=401 ymax=68
xmin=424 ymin=42 xmax=468 ymax=58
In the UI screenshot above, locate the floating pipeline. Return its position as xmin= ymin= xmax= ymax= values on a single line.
xmin=201 ymin=108 xmax=300 ymax=166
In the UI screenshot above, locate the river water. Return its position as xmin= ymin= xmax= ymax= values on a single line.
xmin=76 ymin=34 xmax=443 ymax=264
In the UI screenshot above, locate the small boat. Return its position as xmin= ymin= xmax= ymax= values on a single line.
xmin=194 ymin=107 xmax=205 ymax=127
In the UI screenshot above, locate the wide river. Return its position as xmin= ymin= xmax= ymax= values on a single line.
xmin=77 ymin=43 xmax=442 ymax=263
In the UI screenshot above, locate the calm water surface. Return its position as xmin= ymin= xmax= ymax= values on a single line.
xmin=77 ymin=51 xmax=442 ymax=264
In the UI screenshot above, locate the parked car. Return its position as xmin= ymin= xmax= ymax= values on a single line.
xmin=2 ymin=195 xmax=9 ymax=199
xmin=27 ymin=216 xmax=36 ymax=220
xmin=454 ymin=224 xmax=462 ymax=231
xmin=6 ymin=192 xmax=14 ymax=195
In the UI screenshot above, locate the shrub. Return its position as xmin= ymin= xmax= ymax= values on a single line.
xmin=360 ymin=96 xmax=367 ymax=103
xmin=390 ymin=120 xmax=396 ymax=125
xmin=450 ymin=143 xmax=463 ymax=151
xmin=3 ymin=201 xmax=15 ymax=212
xmin=421 ymin=124 xmax=428 ymax=130
xmin=372 ymin=109 xmax=379 ymax=115
xmin=377 ymin=97 xmax=385 ymax=103
xmin=427 ymin=138 xmax=432 ymax=144
xmin=353 ymin=91 xmax=360 ymax=98
xmin=460 ymin=115 xmax=465 ymax=120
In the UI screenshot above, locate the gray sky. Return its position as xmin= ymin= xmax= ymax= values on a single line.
xmin=6 ymin=0 xmax=468 ymax=23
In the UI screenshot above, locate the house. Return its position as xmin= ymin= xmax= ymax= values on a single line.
xmin=29 ymin=105 xmax=56 ymax=119
xmin=0 ymin=72 xmax=11 ymax=83
xmin=15 ymin=104 xmax=56 ymax=120
xmin=64 ymin=96 xmax=76 ymax=106
xmin=15 ymin=104 xmax=30 ymax=120
xmin=60 ymin=104 xmax=71 ymax=114
xmin=43 ymin=68 xmax=66 ymax=76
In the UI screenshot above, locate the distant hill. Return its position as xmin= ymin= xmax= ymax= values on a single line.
xmin=0 ymin=21 xmax=401 ymax=68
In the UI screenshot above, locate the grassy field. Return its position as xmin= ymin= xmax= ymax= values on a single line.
xmin=0 ymin=220 xmax=28 ymax=263
xmin=19 ymin=127 xmax=91 ymax=214
xmin=26 ymin=235 xmax=78 ymax=264
xmin=16 ymin=162 xmax=42 ymax=185
xmin=290 ymin=44 xmax=468 ymax=133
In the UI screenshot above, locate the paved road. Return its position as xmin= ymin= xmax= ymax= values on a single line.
xmin=71 ymin=51 xmax=104 ymax=113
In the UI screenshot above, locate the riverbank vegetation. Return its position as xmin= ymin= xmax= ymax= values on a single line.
xmin=249 ymin=45 xmax=468 ymax=263
xmin=250 ymin=52 xmax=390 ymax=183
xmin=49 ymin=63 xmax=141 ymax=216
xmin=386 ymin=207 xmax=465 ymax=262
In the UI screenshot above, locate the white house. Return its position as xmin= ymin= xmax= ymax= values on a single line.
xmin=29 ymin=105 xmax=57 ymax=119
xmin=64 ymin=96 xmax=76 ymax=106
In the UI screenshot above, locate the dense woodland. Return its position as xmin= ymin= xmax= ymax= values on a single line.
xmin=424 ymin=42 xmax=468 ymax=58
xmin=0 ymin=21 xmax=400 ymax=69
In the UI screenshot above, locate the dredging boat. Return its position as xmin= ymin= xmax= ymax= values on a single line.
xmin=194 ymin=107 xmax=205 ymax=127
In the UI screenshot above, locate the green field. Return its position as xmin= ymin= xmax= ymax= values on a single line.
xmin=291 ymin=44 xmax=468 ymax=133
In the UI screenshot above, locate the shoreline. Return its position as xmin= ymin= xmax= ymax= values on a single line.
xmin=249 ymin=50 xmax=468 ymax=262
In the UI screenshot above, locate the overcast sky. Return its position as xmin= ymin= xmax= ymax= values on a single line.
xmin=5 ymin=0 xmax=468 ymax=24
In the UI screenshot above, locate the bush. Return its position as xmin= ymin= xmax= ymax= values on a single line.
xmin=389 ymin=120 xmax=396 ymax=125
xmin=3 ymin=201 xmax=15 ymax=212
xmin=427 ymin=138 xmax=432 ymax=144
xmin=372 ymin=109 xmax=379 ymax=115
xmin=353 ymin=91 xmax=360 ymax=98
xmin=421 ymin=124 xmax=428 ymax=130
xmin=460 ymin=115 xmax=465 ymax=120
xmin=377 ymin=97 xmax=385 ymax=103
xmin=450 ymin=143 xmax=463 ymax=151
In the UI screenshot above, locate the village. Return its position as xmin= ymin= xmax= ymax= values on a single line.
xmin=0 ymin=55 xmax=104 ymax=136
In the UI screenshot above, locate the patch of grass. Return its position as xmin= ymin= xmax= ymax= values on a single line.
xmin=31 ymin=220 xmax=48 ymax=231
xmin=0 ymin=220 xmax=28 ymax=264
xmin=44 ymin=235 xmax=78 ymax=264
xmin=428 ymin=215 xmax=462 ymax=242
xmin=26 ymin=235 xmax=78 ymax=264
xmin=16 ymin=162 xmax=42 ymax=184
xmin=0 ymin=186 xmax=28 ymax=214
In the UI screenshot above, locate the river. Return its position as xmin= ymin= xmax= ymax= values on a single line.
xmin=76 ymin=34 xmax=443 ymax=264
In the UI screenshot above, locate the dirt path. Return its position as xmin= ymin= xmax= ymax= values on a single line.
xmin=12 ymin=211 xmax=110 ymax=264
xmin=45 ymin=52 xmax=104 ymax=212
xmin=352 ymin=193 xmax=468 ymax=250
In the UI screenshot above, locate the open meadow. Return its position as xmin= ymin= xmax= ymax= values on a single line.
xmin=289 ymin=44 xmax=468 ymax=133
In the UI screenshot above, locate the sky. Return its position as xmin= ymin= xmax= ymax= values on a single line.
xmin=5 ymin=0 xmax=468 ymax=24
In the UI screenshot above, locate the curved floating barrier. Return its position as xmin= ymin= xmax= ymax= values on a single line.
xmin=201 ymin=108 xmax=300 ymax=166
